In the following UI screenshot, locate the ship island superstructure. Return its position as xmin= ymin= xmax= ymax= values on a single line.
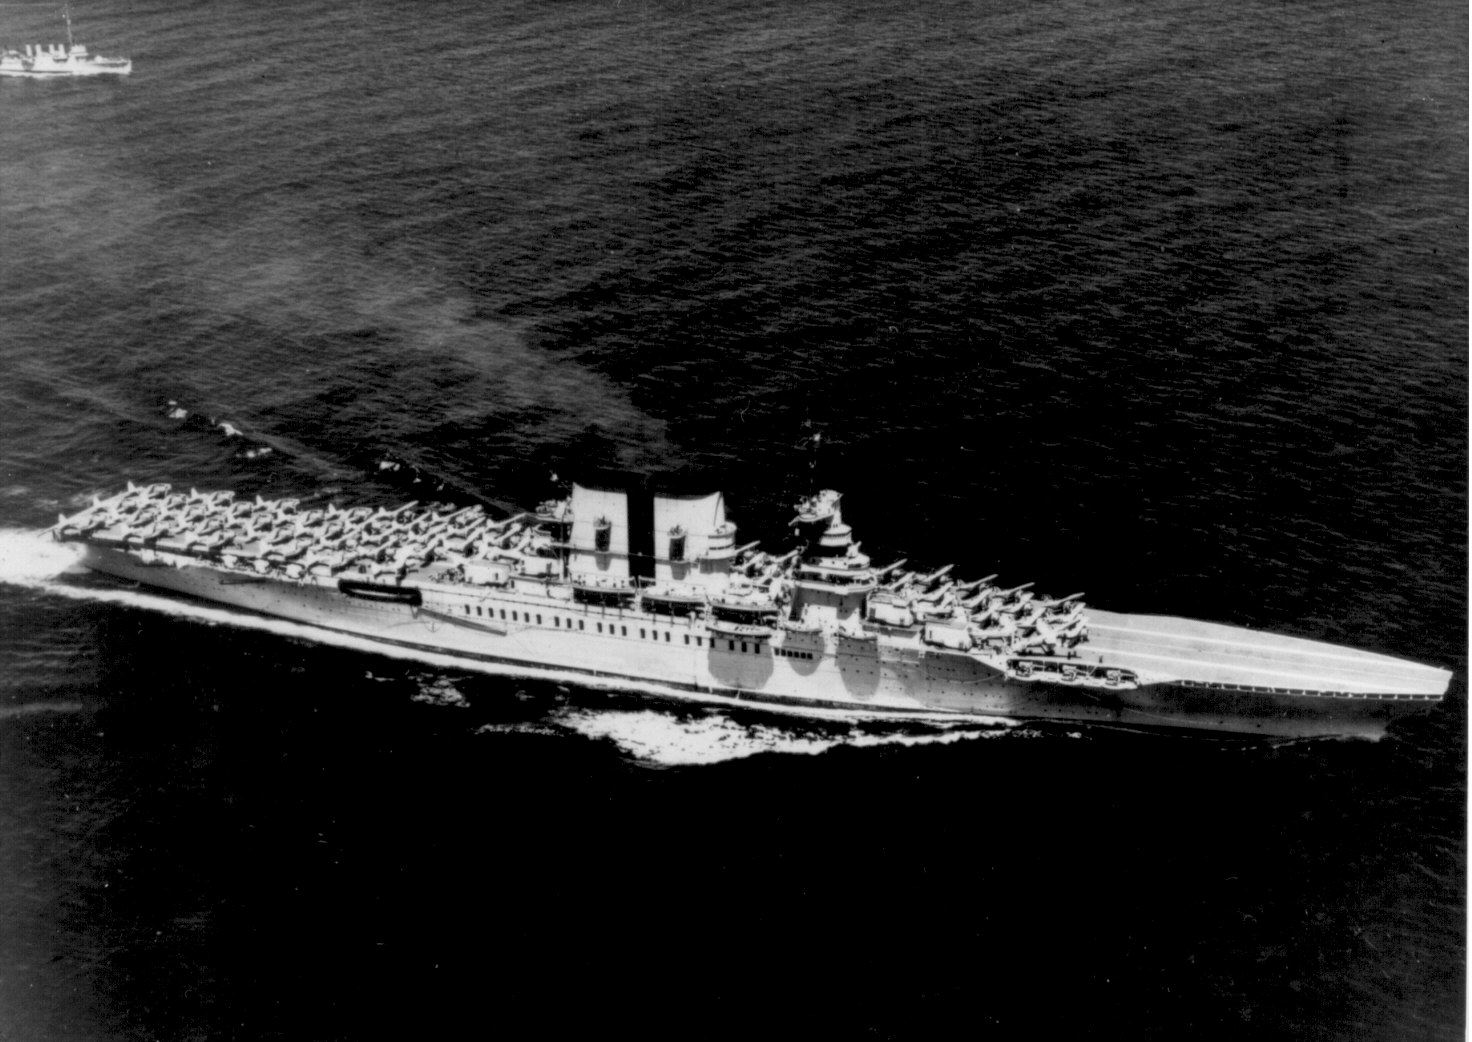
xmin=51 ymin=481 xmax=1450 ymax=738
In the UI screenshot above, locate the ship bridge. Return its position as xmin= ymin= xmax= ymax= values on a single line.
xmin=788 ymin=490 xmax=878 ymax=625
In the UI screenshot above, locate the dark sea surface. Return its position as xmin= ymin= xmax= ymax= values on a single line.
xmin=0 ymin=0 xmax=1466 ymax=1037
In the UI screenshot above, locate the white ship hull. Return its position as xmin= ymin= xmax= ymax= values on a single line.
xmin=78 ymin=545 xmax=1441 ymax=740
xmin=0 ymin=62 xmax=130 ymax=76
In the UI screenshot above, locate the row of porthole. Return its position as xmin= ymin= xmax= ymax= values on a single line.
xmin=458 ymin=603 xmax=725 ymax=649
xmin=462 ymin=603 xmax=574 ymax=629
xmin=625 ymin=623 xmax=708 ymax=648
xmin=447 ymin=597 xmax=830 ymax=656
xmin=720 ymin=638 xmax=779 ymax=654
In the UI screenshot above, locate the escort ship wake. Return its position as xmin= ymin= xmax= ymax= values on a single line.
xmin=51 ymin=482 xmax=1450 ymax=738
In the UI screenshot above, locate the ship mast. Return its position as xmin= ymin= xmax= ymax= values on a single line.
xmin=62 ymin=2 xmax=72 ymax=48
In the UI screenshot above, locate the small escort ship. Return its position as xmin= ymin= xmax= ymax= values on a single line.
xmin=51 ymin=482 xmax=1450 ymax=738
xmin=0 ymin=7 xmax=130 ymax=77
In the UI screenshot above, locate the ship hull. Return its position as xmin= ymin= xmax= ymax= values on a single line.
xmin=77 ymin=546 xmax=1435 ymax=740
xmin=0 ymin=69 xmax=129 ymax=77
xmin=0 ymin=60 xmax=131 ymax=77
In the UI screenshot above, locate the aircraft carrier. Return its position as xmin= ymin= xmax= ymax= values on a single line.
xmin=51 ymin=481 xmax=1450 ymax=738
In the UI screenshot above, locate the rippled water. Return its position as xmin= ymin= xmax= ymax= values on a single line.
xmin=0 ymin=0 xmax=1465 ymax=1038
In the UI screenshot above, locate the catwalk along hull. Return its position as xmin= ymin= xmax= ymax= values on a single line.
xmin=79 ymin=546 xmax=1442 ymax=740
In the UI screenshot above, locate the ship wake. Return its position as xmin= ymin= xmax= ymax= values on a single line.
xmin=546 ymin=708 xmax=1029 ymax=767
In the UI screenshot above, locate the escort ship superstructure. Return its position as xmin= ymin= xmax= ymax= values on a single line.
xmin=51 ymin=482 xmax=1450 ymax=738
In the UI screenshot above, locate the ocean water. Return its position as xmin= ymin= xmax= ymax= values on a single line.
xmin=0 ymin=0 xmax=1465 ymax=1037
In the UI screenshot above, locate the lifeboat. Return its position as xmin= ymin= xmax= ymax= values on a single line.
xmin=337 ymin=578 xmax=423 ymax=606
xmin=707 ymin=618 xmax=774 ymax=640
xmin=571 ymin=574 xmax=635 ymax=606
xmin=710 ymin=592 xmax=778 ymax=621
xmin=642 ymin=585 xmax=707 ymax=616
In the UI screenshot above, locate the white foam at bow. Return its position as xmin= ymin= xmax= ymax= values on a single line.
xmin=0 ymin=529 xmax=87 ymax=582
